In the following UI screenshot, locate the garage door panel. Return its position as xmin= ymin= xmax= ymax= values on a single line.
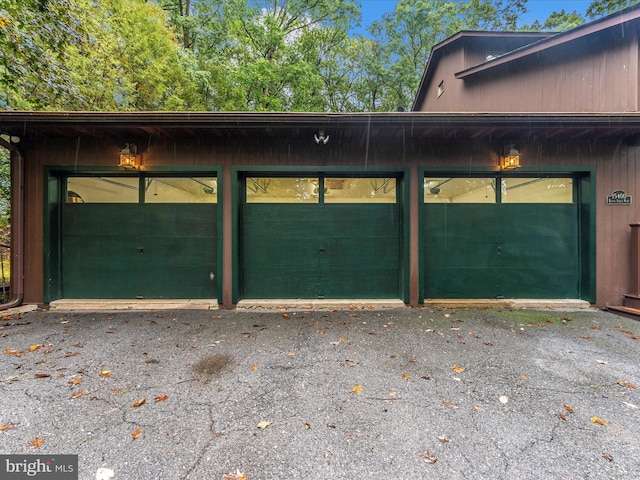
xmin=61 ymin=203 xmax=217 ymax=299
xmin=424 ymin=189 xmax=579 ymax=299
xmin=241 ymin=189 xmax=401 ymax=299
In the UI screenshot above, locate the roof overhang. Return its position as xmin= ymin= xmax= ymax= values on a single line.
xmin=2 ymin=111 xmax=640 ymax=143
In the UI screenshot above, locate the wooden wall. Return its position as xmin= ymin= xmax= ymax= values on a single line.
xmin=18 ymin=130 xmax=639 ymax=307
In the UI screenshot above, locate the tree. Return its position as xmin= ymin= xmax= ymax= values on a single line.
xmin=355 ymin=0 xmax=527 ymax=111
xmin=586 ymin=0 xmax=639 ymax=18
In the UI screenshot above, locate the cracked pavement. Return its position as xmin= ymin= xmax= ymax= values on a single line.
xmin=1 ymin=307 xmax=639 ymax=479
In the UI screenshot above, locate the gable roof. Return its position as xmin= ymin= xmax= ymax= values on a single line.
xmin=412 ymin=4 xmax=640 ymax=110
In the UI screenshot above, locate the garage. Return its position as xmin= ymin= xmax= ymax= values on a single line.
xmin=240 ymin=174 xmax=404 ymax=299
xmin=423 ymin=174 xmax=590 ymax=299
xmin=54 ymin=174 xmax=218 ymax=299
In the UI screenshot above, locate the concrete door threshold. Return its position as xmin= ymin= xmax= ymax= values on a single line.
xmin=423 ymin=299 xmax=593 ymax=310
xmin=236 ymin=299 xmax=407 ymax=311
xmin=48 ymin=299 xmax=219 ymax=311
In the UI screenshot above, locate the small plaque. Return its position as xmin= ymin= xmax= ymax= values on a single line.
xmin=606 ymin=190 xmax=632 ymax=205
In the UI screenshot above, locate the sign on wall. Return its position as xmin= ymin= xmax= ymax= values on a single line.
xmin=606 ymin=190 xmax=632 ymax=205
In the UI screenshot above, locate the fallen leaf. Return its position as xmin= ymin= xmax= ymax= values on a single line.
xmin=69 ymin=377 xmax=82 ymax=386
xmin=559 ymin=413 xmax=567 ymax=421
xmin=131 ymin=398 xmax=146 ymax=408
xmin=70 ymin=390 xmax=90 ymax=399
xmin=617 ymin=381 xmax=637 ymax=389
xmin=257 ymin=421 xmax=272 ymax=429
xmin=4 ymin=349 xmax=25 ymax=356
xmin=0 ymin=423 xmax=15 ymax=431
xmin=99 ymin=370 xmax=112 ymax=377
xmin=304 ymin=423 xmax=311 ymax=430
xmin=63 ymin=352 xmax=81 ymax=358
xmin=155 ymin=394 xmax=169 ymax=402
xmin=591 ymin=416 xmax=607 ymax=426
xmin=282 ymin=313 xmax=289 ymax=318
xmin=34 ymin=373 xmax=50 ymax=379
xmin=96 ymin=467 xmax=115 ymax=480
xmin=519 ymin=375 xmax=527 ymax=380
xmin=596 ymin=359 xmax=607 ymax=364
xmin=250 ymin=365 xmax=259 ymax=371
xmin=388 ymin=391 xmax=397 ymax=398
xmin=31 ymin=437 xmax=44 ymax=448
xmin=345 ymin=359 xmax=357 ymax=367
xmin=623 ymin=402 xmax=639 ymax=409
xmin=420 ymin=449 xmax=438 ymax=464
xmin=602 ymin=453 xmax=613 ymax=462
xmin=499 ymin=396 xmax=509 ymax=404
xmin=437 ymin=435 xmax=450 ymax=443
xmin=442 ymin=401 xmax=459 ymax=409
xmin=451 ymin=365 xmax=464 ymax=374
xmin=131 ymin=428 xmax=141 ymax=439
xmin=222 ymin=469 xmax=247 ymax=480
xmin=402 ymin=374 xmax=411 ymax=381
xmin=352 ymin=385 xmax=363 ymax=393
xmin=29 ymin=344 xmax=43 ymax=352
xmin=563 ymin=403 xmax=574 ymax=414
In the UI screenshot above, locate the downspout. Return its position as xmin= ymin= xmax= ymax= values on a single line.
xmin=0 ymin=136 xmax=24 ymax=310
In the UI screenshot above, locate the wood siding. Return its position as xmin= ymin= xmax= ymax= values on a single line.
xmin=17 ymin=130 xmax=638 ymax=307
xmin=418 ymin=29 xmax=639 ymax=113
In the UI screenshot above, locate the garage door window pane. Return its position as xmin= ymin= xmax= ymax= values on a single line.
xmin=502 ymin=178 xmax=573 ymax=203
xmin=425 ymin=178 xmax=495 ymax=203
xmin=145 ymin=177 xmax=217 ymax=203
xmin=66 ymin=177 xmax=139 ymax=203
xmin=246 ymin=177 xmax=319 ymax=203
xmin=324 ymin=178 xmax=396 ymax=204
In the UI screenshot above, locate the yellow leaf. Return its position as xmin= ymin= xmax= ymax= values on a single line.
xmin=519 ymin=375 xmax=527 ymax=380
xmin=222 ymin=469 xmax=247 ymax=480
xmin=402 ymin=374 xmax=411 ymax=381
xmin=70 ymin=390 xmax=90 ymax=399
xmin=591 ymin=416 xmax=607 ymax=426
xmin=4 ymin=349 xmax=25 ymax=357
xmin=257 ymin=421 xmax=272 ymax=429
xmin=99 ymin=370 xmax=112 ymax=377
xmin=131 ymin=398 xmax=146 ymax=408
xmin=131 ymin=428 xmax=142 ymax=439
xmin=251 ymin=365 xmax=259 ymax=371
xmin=29 ymin=345 xmax=43 ymax=352
xmin=69 ymin=377 xmax=82 ymax=386
xmin=617 ymin=381 xmax=637 ymax=389
xmin=352 ymin=385 xmax=363 ymax=393
xmin=155 ymin=394 xmax=169 ymax=402
xmin=0 ymin=423 xmax=14 ymax=431
xmin=451 ymin=365 xmax=464 ymax=374
xmin=31 ymin=437 xmax=44 ymax=448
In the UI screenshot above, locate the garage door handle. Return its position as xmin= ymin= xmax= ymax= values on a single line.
xmin=138 ymin=246 xmax=144 ymax=254
xmin=319 ymin=247 xmax=325 ymax=255
xmin=497 ymin=246 xmax=501 ymax=255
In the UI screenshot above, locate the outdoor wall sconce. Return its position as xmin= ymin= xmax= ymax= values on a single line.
xmin=500 ymin=145 xmax=521 ymax=170
xmin=314 ymin=130 xmax=329 ymax=145
xmin=119 ymin=143 xmax=140 ymax=169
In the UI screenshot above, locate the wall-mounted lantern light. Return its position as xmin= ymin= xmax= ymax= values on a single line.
xmin=500 ymin=145 xmax=521 ymax=170
xmin=119 ymin=143 xmax=140 ymax=169
xmin=314 ymin=130 xmax=329 ymax=145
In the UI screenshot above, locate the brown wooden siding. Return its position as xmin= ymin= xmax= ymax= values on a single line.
xmin=419 ymin=30 xmax=639 ymax=113
xmin=18 ymin=131 xmax=638 ymax=307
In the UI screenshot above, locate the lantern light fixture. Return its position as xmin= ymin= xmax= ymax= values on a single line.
xmin=119 ymin=143 xmax=140 ymax=169
xmin=500 ymin=145 xmax=521 ymax=170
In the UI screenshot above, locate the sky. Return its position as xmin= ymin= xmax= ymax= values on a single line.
xmin=358 ymin=0 xmax=592 ymax=28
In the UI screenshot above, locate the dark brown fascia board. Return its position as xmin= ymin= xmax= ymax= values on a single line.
xmin=411 ymin=31 xmax=553 ymax=110
xmin=455 ymin=4 xmax=640 ymax=79
xmin=2 ymin=111 xmax=640 ymax=133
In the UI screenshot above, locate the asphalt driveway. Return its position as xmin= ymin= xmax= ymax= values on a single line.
xmin=1 ymin=306 xmax=639 ymax=479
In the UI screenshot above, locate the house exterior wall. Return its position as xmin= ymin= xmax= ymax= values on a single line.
xmin=417 ymin=29 xmax=640 ymax=113
xmin=15 ymin=128 xmax=639 ymax=308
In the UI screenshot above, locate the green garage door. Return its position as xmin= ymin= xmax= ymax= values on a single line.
xmin=61 ymin=176 xmax=218 ymax=299
xmin=424 ymin=176 xmax=580 ymax=299
xmin=241 ymin=176 xmax=401 ymax=299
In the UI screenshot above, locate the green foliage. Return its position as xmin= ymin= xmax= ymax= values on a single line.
xmin=586 ymin=0 xmax=639 ymax=18
xmin=0 ymin=148 xmax=9 ymax=229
